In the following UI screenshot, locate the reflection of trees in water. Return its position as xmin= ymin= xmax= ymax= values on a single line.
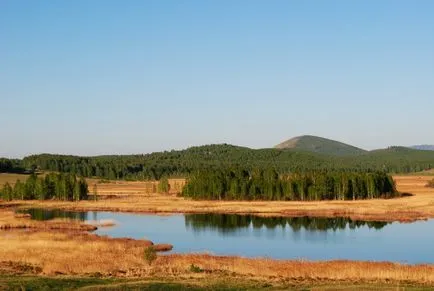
xmin=185 ymin=214 xmax=388 ymax=233
xmin=20 ymin=208 xmax=88 ymax=221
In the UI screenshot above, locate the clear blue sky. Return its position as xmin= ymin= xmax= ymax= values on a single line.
xmin=1 ymin=0 xmax=433 ymax=158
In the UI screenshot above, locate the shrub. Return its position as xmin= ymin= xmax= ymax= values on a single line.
xmin=189 ymin=264 xmax=203 ymax=273
xmin=143 ymin=246 xmax=157 ymax=266
xmin=158 ymin=177 xmax=170 ymax=194
xmin=426 ymin=179 xmax=434 ymax=188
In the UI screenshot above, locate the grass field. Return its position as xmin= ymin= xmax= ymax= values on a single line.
xmin=0 ymin=173 xmax=32 ymax=187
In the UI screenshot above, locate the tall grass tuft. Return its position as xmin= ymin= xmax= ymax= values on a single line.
xmin=144 ymin=246 xmax=157 ymax=266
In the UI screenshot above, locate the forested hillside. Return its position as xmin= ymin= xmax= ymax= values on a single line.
xmin=16 ymin=144 xmax=434 ymax=180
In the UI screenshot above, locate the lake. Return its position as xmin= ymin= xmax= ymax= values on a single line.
xmin=20 ymin=208 xmax=434 ymax=264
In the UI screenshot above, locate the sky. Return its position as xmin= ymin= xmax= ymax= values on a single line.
xmin=1 ymin=0 xmax=434 ymax=158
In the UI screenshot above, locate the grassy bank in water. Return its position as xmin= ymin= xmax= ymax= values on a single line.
xmin=0 ymin=210 xmax=96 ymax=231
xmin=0 ymin=210 xmax=172 ymax=253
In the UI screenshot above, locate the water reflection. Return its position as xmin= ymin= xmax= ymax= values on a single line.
xmin=17 ymin=208 xmax=89 ymax=221
xmin=185 ymin=214 xmax=389 ymax=233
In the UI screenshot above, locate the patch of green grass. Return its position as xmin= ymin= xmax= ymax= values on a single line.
xmin=0 ymin=275 xmax=117 ymax=290
xmin=0 ymin=276 xmax=256 ymax=291
xmin=0 ymin=276 xmax=433 ymax=291
xmin=189 ymin=264 xmax=203 ymax=273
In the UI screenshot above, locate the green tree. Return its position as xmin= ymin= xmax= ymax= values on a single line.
xmin=13 ymin=180 xmax=25 ymax=200
xmin=1 ymin=183 xmax=13 ymax=201
xmin=158 ymin=177 xmax=170 ymax=194
xmin=143 ymin=246 xmax=157 ymax=266
xmin=92 ymin=183 xmax=98 ymax=201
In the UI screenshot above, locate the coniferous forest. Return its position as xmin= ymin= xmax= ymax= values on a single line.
xmin=18 ymin=144 xmax=434 ymax=180
xmin=0 ymin=173 xmax=88 ymax=201
xmin=182 ymin=168 xmax=397 ymax=201
xmin=0 ymin=144 xmax=430 ymax=201
xmin=0 ymin=158 xmax=26 ymax=174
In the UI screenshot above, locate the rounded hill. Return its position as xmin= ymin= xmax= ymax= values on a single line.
xmin=275 ymin=135 xmax=366 ymax=156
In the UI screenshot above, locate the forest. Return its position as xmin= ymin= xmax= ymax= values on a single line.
xmin=182 ymin=168 xmax=397 ymax=201
xmin=0 ymin=173 xmax=88 ymax=201
xmin=0 ymin=158 xmax=26 ymax=174
xmin=13 ymin=144 xmax=434 ymax=181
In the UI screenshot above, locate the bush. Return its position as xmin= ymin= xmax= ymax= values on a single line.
xmin=158 ymin=177 xmax=170 ymax=194
xmin=143 ymin=246 xmax=157 ymax=265
xmin=426 ymin=179 xmax=434 ymax=188
xmin=189 ymin=264 xmax=203 ymax=273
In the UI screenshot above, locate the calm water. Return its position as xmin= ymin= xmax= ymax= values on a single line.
xmin=20 ymin=208 xmax=434 ymax=264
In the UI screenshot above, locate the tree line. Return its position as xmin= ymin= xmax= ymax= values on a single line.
xmin=182 ymin=168 xmax=398 ymax=201
xmin=0 ymin=158 xmax=26 ymax=174
xmin=17 ymin=144 xmax=434 ymax=181
xmin=0 ymin=173 xmax=88 ymax=201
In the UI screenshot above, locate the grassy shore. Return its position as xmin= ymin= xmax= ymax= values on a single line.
xmin=1 ymin=175 xmax=433 ymax=222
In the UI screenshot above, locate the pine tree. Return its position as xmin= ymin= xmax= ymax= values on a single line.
xmin=1 ymin=183 xmax=13 ymax=201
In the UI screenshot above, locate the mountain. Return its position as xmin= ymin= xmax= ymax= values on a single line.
xmin=275 ymin=135 xmax=366 ymax=156
xmin=410 ymin=145 xmax=434 ymax=151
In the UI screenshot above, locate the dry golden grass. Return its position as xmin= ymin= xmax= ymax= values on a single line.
xmin=86 ymin=178 xmax=186 ymax=195
xmin=0 ymin=227 xmax=432 ymax=284
xmin=2 ymin=175 xmax=433 ymax=222
xmin=0 ymin=173 xmax=31 ymax=187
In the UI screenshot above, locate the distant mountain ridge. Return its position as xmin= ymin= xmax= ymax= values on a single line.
xmin=275 ymin=135 xmax=366 ymax=156
xmin=410 ymin=145 xmax=434 ymax=151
